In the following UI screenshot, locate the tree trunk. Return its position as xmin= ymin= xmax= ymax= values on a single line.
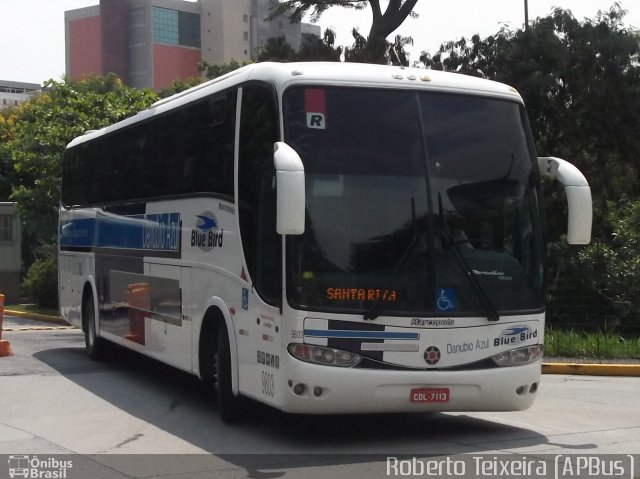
xmin=364 ymin=0 xmax=419 ymax=63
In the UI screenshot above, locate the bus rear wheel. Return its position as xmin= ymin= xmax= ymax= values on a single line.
xmin=215 ymin=323 xmax=241 ymax=423
xmin=83 ymin=293 xmax=107 ymax=360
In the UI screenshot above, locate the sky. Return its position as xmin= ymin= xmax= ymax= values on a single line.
xmin=1 ymin=0 xmax=638 ymax=85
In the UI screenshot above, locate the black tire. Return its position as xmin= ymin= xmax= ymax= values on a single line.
xmin=216 ymin=323 xmax=241 ymax=423
xmin=83 ymin=292 xmax=108 ymax=361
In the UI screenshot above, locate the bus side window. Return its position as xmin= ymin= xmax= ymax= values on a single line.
xmin=238 ymin=84 xmax=281 ymax=307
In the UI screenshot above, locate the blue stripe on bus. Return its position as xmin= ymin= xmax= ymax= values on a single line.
xmin=59 ymin=213 xmax=180 ymax=252
xmin=304 ymin=329 xmax=419 ymax=340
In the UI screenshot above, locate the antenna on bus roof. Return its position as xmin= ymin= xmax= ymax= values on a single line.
xmin=391 ymin=46 xmax=405 ymax=70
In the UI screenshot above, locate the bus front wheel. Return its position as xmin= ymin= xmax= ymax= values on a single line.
xmin=215 ymin=323 xmax=240 ymax=423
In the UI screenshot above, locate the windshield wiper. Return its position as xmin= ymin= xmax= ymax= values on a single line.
xmin=363 ymin=233 xmax=424 ymax=320
xmin=364 ymin=198 xmax=423 ymax=320
xmin=438 ymin=194 xmax=499 ymax=322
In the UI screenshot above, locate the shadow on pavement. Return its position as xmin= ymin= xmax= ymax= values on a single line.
xmin=33 ymin=341 xmax=595 ymax=476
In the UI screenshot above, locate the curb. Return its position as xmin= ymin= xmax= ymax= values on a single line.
xmin=542 ymin=362 xmax=640 ymax=377
xmin=4 ymin=309 xmax=69 ymax=326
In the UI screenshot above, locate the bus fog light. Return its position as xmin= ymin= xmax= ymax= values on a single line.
xmin=288 ymin=343 xmax=361 ymax=367
xmin=313 ymin=386 xmax=323 ymax=397
xmin=293 ymin=383 xmax=306 ymax=395
xmin=492 ymin=345 xmax=543 ymax=367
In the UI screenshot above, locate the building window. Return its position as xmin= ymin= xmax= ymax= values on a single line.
xmin=153 ymin=7 xmax=179 ymax=44
xmin=243 ymin=14 xmax=248 ymax=23
xmin=153 ymin=7 xmax=200 ymax=48
xmin=178 ymin=11 xmax=201 ymax=48
xmin=0 ymin=215 xmax=13 ymax=242
xmin=243 ymin=31 xmax=249 ymax=41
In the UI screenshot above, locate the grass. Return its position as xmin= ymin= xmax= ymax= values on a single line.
xmin=545 ymin=328 xmax=640 ymax=359
xmin=5 ymin=303 xmax=60 ymax=318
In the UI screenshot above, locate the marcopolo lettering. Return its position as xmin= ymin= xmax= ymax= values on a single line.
xmin=411 ymin=318 xmax=455 ymax=327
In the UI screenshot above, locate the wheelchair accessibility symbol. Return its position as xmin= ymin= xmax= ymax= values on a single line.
xmin=436 ymin=288 xmax=456 ymax=312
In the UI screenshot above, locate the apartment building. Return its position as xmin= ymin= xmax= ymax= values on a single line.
xmin=0 ymin=81 xmax=41 ymax=109
xmin=65 ymin=0 xmax=320 ymax=89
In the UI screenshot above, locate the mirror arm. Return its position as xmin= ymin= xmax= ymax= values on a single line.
xmin=538 ymin=156 xmax=592 ymax=245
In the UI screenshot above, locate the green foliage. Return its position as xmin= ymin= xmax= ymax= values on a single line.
xmin=157 ymin=76 xmax=206 ymax=98
xmin=344 ymin=29 xmax=413 ymax=65
xmin=343 ymin=28 xmax=368 ymax=62
xmin=297 ymin=28 xmax=343 ymax=61
xmin=267 ymin=0 xmax=368 ymax=24
xmin=255 ymin=27 xmax=409 ymax=65
xmin=5 ymin=74 xmax=156 ymax=257
xmin=0 ymin=108 xmax=19 ymax=200
xmin=22 ymin=244 xmax=58 ymax=308
xmin=256 ymin=29 xmax=342 ymax=62
xmin=570 ymin=201 xmax=640 ymax=333
xmin=255 ymin=37 xmax=298 ymax=62
xmin=199 ymin=59 xmax=249 ymax=80
xmin=545 ymin=199 xmax=640 ymax=335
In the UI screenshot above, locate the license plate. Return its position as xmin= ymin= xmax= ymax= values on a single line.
xmin=410 ymin=387 xmax=450 ymax=403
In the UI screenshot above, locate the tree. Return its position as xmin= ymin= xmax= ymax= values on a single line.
xmin=157 ymin=76 xmax=205 ymax=98
xmin=255 ymin=36 xmax=298 ymax=62
xmin=0 ymin=108 xmax=19 ymax=200
xmin=297 ymin=28 xmax=343 ymax=61
xmin=199 ymin=59 xmax=250 ymax=80
xmin=577 ymin=200 xmax=640 ymax=333
xmin=256 ymin=28 xmax=342 ymax=62
xmin=6 ymin=74 xmax=157 ymax=263
xmin=422 ymin=5 xmax=640 ymax=236
xmin=268 ymin=0 xmax=419 ymax=63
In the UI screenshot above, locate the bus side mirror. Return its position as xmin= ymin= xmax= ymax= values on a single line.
xmin=538 ymin=156 xmax=592 ymax=245
xmin=274 ymin=142 xmax=305 ymax=235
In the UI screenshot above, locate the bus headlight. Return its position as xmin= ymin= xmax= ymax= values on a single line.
xmin=492 ymin=344 xmax=543 ymax=367
xmin=288 ymin=343 xmax=362 ymax=367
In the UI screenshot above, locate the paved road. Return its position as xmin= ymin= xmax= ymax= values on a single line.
xmin=0 ymin=318 xmax=639 ymax=478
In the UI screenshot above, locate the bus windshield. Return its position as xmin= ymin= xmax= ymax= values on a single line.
xmin=284 ymin=86 xmax=544 ymax=317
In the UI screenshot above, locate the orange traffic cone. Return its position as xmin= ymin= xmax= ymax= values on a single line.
xmin=0 ymin=293 xmax=14 ymax=357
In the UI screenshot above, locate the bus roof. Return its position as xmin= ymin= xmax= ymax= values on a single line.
xmin=67 ymin=62 xmax=523 ymax=149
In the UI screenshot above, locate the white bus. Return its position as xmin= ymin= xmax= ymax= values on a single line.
xmin=59 ymin=62 xmax=592 ymax=422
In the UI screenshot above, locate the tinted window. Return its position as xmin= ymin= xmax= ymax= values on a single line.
xmin=238 ymin=83 xmax=281 ymax=306
xmin=61 ymin=90 xmax=236 ymax=206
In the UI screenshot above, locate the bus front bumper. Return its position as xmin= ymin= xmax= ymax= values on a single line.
xmin=278 ymin=358 xmax=541 ymax=414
